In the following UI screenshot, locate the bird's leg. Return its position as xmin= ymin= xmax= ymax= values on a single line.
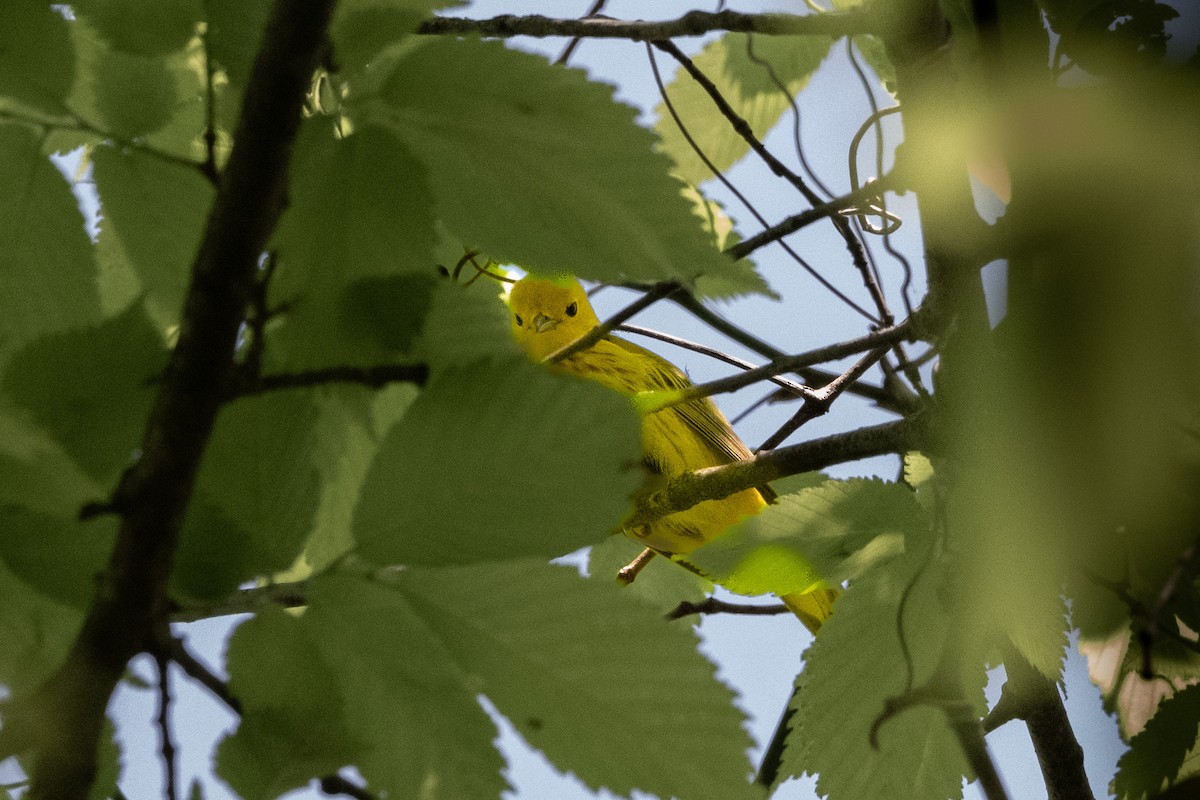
xmin=616 ymin=547 xmax=658 ymax=585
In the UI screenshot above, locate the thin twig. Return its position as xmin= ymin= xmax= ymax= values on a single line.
xmin=725 ymin=176 xmax=896 ymax=261
xmin=199 ymin=0 xmax=220 ymax=184
xmin=319 ymin=776 xmax=377 ymax=800
xmin=645 ymin=43 xmax=878 ymax=323
xmin=167 ymin=636 xmax=241 ymax=714
xmin=640 ymin=321 xmax=912 ymax=416
xmin=547 ymin=283 xmax=680 ymax=363
xmin=667 ymin=292 xmax=916 ymax=412
xmin=1139 ymin=537 xmax=1200 ymax=678
xmin=655 ymin=40 xmax=888 ymax=320
xmin=155 ymin=653 xmax=178 ymax=800
xmin=0 ymin=108 xmax=204 ymax=174
xmin=417 ymin=9 xmax=877 ymax=40
xmin=745 ymin=33 xmax=833 ymax=198
xmin=652 ymin=39 xmax=888 ymax=323
xmin=553 ymin=0 xmax=608 ymax=65
xmin=756 ymin=345 xmax=889 ymax=450
xmin=233 ymin=364 xmax=430 ymax=398
xmin=616 ymin=323 xmax=809 ymax=397
xmin=665 ymin=597 xmax=790 ymax=620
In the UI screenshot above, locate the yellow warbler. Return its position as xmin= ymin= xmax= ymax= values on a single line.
xmin=509 ymin=275 xmax=836 ymax=633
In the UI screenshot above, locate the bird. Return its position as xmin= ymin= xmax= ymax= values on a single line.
xmin=508 ymin=274 xmax=837 ymax=634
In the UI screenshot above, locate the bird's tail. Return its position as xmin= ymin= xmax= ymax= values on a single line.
xmin=780 ymin=587 xmax=840 ymax=635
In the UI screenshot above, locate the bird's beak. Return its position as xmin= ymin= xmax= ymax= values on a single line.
xmin=533 ymin=313 xmax=558 ymax=333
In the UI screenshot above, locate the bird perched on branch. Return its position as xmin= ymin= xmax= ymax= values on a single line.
xmin=508 ymin=274 xmax=837 ymax=634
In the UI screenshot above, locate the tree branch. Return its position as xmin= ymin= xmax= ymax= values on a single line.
xmin=725 ymin=176 xmax=898 ymax=261
xmin=417 ymin=10 xmax=877 ymax=41
xmin=171 ymin=581 xmax=310 ymax=623
xmin=665 ymin=597 xmax=791 ymax=620
xmin=666 ymin=292 xmax=920 ymax=413
xmin=234 ymin=363 xmax=430 ymax=398
xmin=1004 ymin=650 xmax=1095 ymax=800
xmin=23 ymin=3 xmax=338 ymax=798
xmin=628 ymin=415 xmax=924 ymax=527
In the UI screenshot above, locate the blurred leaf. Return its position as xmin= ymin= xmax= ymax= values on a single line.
xmin=370 ymin=38 xmax=762 ymax=296
xmin=654 ymin=33 xmax=832 ymax=186
xmin=1 ymin=302 xmax=166 ymax=483
xmin=218 ymin=607 xmax=365 ymax=800
xmin=587 ymin=534 xmax=709 ymax=614
xmin=0 ymin=508 xmax=116 ymax=608
xmin=687 ymin=478 xmax=924 ymax=596
xmin=1040 ymin=0 xmax=1180 ymax=73
xmin=269 ymin=119 xmax=437 ymax=369
xmin=73 ymin=0 xmax=202 ymax=56
xmin=0 ymin=560 xmax=82 ymax=696
xmin=205 ymin=0 xmax=270 ymax=128
xmin=173 ymin=391 xmax=324 ymax=601
xmin=331 ymin=0 xmax=465 ymax=75
xmin=68 ymin=19 xmax=207 ymax=156
xmin=1115 ymin=683 xmax=1200 ymax=799
xmin=92 ymin=144 xmax=212 ymax=325
xmin=0 ymin=2 xmax=74 ymax=115
xmin=783 ymin=540 xmax=980 ymax=799
xmin=354 ymin=357 xmax=642 ymax=566
xmin=0 ymin=124 xmax=101 ymax=363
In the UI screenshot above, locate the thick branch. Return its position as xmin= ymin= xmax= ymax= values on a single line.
xmin=629 ymin=416 xmax=923 ymax=527
xmin=418 ymin=10 xmax=876 ymax=41
xmin=24 ymin=3 xmax=338 ymax=799
xmin=1005 ymin=651 xmax=1095 ymax=800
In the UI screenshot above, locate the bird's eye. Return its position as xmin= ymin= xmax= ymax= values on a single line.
xmin=514 ymin=313 xmax=523 ymax=326
xmin=565 ymin=302 xmax=578 ymax=317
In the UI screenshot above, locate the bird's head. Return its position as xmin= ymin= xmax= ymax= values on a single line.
xmin=509 ymin=275 xmax=600 ymax=361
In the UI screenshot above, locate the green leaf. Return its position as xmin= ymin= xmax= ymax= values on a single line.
xmin=0 ymin=559 xmax=83 ymax=696
xmin=851 ymin=34 xmax=897 ymax=92
xmin=67 ymin=19 xmax=207 ymax=156
xmin=269 ymin=119 xmax=438 ymax=369
xmin=411 ymin=280 xmax=519 ymax=368
xmin=1 ymin=302 xmax=166 ymax=483
xmin=654 ymin=33 xmax=833 ymax=186
xmin=0 ymin=508 xmax=116 ymax=608
xmin=370 ymin=38 xmax=761 ymax=295
xmin=687 ymin=478 xmax=923 ymax=596
xmin=0 ymin=123 xmax=101 ymax=362
xmin=0 ymin=410 xmax=103 ymax=516
xmin=172 ymin=391 xmax=324 ymax=601
xmin=300 ymin=384 xmax=419 ymax=572
xmin=354 ymin=356 xmax=642 ymax=566
xmin=205 ymin=0 xmax=270 ymax=87
xmin=331 ymin=0 xmax=466 ymax=75
xmin=783 ymin=545 xmax=978 ymax=800
xmin=303 ymin=573 xmax=509 ymax=800
xmin=1115 ymin=683 xmax=1200 ymax=800
xmin=73 ymin=0 xmax=202 ymax=56
xmin=218 ymin=607 xmax=365 ymax=800
xmin=395 ymin=560 xmax=756 ymax=799
xmin=587 ymin=534 xmax=709 ymax=614
xmin=0 ymin=2 xmax=74 ymax=115
xmin=92 ymin=144 xmax=212 ymax=325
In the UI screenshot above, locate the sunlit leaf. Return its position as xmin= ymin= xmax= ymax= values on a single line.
xmin=354 ymin=357 xmax=642 ymax=566
xmin=368 ymin=38 xmax=762 ymax=295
